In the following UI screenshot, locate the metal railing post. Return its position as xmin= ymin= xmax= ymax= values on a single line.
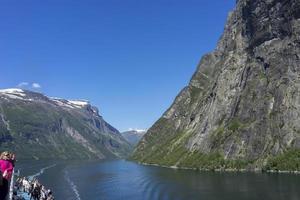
xmin=8 ymin=170 xmax=14 ymax=200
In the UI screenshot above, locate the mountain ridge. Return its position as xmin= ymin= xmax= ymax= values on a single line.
xmin=0 ymin=88 xmax=132 ymax=160
xmin=132 ymin=0 xmax=300 ymax=171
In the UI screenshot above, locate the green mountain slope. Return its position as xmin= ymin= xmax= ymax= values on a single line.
xmin=0 ymin=89 xmax=132 ymax=160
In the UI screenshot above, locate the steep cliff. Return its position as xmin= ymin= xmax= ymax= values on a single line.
xmin=0 ymin=89 xmax=132 ymax=160
xmin=132 ymin=0 xmax=300 ymax=170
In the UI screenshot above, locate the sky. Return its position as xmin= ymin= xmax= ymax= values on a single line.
xmin=0 ymin=0 xmax=236 ymax=132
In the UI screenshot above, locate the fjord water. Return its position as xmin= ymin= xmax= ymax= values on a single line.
xmin=16 ymin=160 xmax=299 ymax=200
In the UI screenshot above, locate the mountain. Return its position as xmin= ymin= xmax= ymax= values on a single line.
xmin=0 ymin=88 xmax=132 ymax=160
xmin=122 ymin=130 xmax=146 ymax=146
xmin=132 ymin=0 xmax=300 ymax=171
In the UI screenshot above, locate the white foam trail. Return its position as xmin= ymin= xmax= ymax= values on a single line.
xmin=64 ymin=170 xmax=81 ymax=200
xmin=28 ymin=164 xmax=57 ymax=180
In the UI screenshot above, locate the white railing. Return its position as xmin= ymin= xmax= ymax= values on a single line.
xmin=8 ymin=170 xmax=15 ymax=200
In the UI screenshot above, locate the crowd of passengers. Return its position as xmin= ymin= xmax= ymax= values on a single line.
xmin=0 ymin=151 xmax=54 ymax=200
xmin=15 ymin=177 xmax=54 ymax=200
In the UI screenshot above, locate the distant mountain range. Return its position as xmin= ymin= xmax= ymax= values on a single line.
xmin=122 ymin=130 xmax=146 ymax=146
xmin=0 ymin=88 xmax=132 ymax=160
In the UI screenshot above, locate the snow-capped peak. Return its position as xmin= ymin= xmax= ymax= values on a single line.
xmin=51 ymin=98 xmax=89 ymax=109
xmin=0 ymin=88 xmax=92 ymax=110
xmin=0 ymin=88 xmax=25 ymax=96
xmin=128 ymin=128 xmax=147 ymax=133
xmin=0 ymin=88 xmax=26 ymax=99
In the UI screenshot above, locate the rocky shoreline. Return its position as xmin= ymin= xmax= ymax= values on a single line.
xmin=137 ymin=162 xmax=300 ymax=175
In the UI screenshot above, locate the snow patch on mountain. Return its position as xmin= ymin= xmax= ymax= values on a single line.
xmin=128 ymin=128 xmax=147 ymax=134
xmin=51 ymin=98 xmax=89 ymax=109
xmin=51 ymin=99 xmax=75 ymax=109
xmin=0 ymin=88 xmax=29 ymax=100
xmin=0 ymin=88 xmax=26 ymax=96
xmin=69 ymin=100 xmax=89 ymax=107
xmin=0 ymin=88 xmax=90 ymax=110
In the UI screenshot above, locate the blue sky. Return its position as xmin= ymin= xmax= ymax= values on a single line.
xmin=0 ymin=0 xmax=235 ymax=132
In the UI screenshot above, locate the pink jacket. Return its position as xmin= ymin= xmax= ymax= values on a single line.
xmin=0 ymin=159 xmax=13 ymax=180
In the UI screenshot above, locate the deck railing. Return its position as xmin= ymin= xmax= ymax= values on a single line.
xmin=8 ymin=170 xmax=16 ymax=200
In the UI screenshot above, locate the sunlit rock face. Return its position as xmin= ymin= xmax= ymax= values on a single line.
xmin=132 ymin=0 xmax=300 ymax=170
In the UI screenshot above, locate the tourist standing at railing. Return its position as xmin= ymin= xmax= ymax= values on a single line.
xmin=0 ymin=152 xmax=14 ymax=200
xmin=9 ymin=154 xmax=16 ymax=168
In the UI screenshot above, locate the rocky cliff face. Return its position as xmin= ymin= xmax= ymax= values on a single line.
xmin=132 ymin=0 xmax=300 ymax=170
xmin=0 ymin=89 xmax=132 ymax=160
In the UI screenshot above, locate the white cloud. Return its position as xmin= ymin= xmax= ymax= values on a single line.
xmin=17 ymin=82 xmax=29 ymax=88
xmin=32 ymin=83 xmax=41 ymax=89
xmin=16 ymin=82 xmax=42 ymax=90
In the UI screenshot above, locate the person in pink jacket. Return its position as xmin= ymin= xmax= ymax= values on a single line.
xmin=0 ymin=152 xmax=13 ymax=179
xmin=0 ymin=151 xmax=14 ymax=200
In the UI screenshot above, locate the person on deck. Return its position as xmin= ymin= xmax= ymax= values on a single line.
xmin=10 ymin=153 xmax=16 ymax=167
xmin=0 ymin=151 xmax=14 ymax=200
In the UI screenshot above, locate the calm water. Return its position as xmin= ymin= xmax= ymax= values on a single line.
xmin=16 ymin=160 xmax=300 ymax=200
